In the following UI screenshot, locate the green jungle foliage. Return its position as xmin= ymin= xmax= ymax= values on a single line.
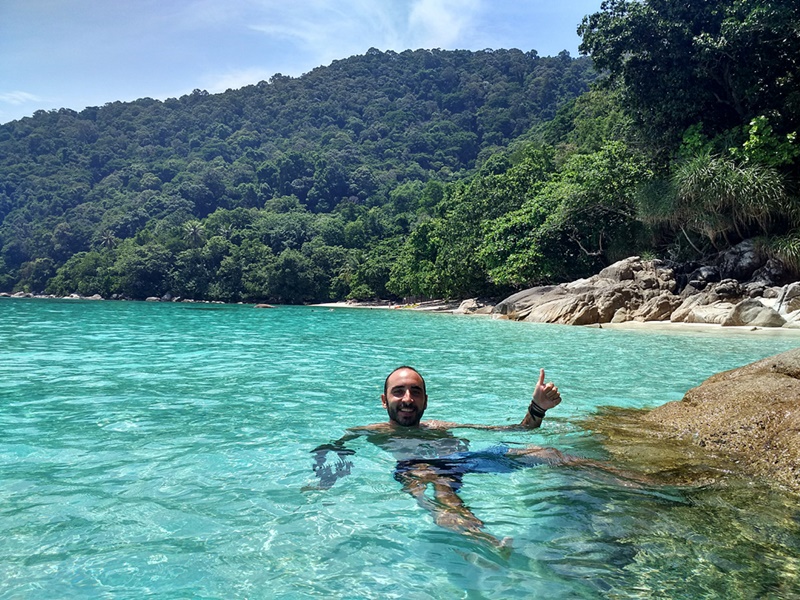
xmin=3 ymin=0 xmax=799 ymax=303
xmin=388 ymin=0 xmax=800 ymax=298
xmin=578 ymin=0 xmax=800 ymax=262
xmin=0 ymin=48 xmax=596 ymax=301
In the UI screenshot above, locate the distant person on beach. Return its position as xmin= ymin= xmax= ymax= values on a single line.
xmin=309 ymin=366 xmax=578 ymax=548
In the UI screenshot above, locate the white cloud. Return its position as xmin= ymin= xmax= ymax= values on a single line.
xmin=408 ymin=0 xmax=480 ymax=48
xmin=246 ymin=0 xmax=483 ymax=63
xmin=0 ymin=91 xmax=42 ymax=105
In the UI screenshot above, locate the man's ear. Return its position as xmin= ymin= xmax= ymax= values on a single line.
xmin=381 ymin=394 xmax=388 ymax=409
xmin=423 ymin=395 xmax=428 ymax=410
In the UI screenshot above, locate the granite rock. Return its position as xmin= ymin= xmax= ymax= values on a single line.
xmin=642 ymin=348 xmax=800 ymax=491
xmin=722 ymin=298 xmax=786 ymax=327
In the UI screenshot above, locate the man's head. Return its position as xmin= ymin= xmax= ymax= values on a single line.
xmin=381 ymin=366 xmax=428 ymax=426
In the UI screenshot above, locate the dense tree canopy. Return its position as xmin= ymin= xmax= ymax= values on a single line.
xmin=3 ymin=2 xmax=799 ymax=303
xmin=0 ymin=48 xmax=597 ymax=300
xmin=578 ymin=0 xmax=800 ymax=154
xmin=576 ymin=0 xmax=800 ymax=266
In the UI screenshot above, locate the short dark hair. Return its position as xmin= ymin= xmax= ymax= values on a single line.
xmin=383 ymin=366 xmax=426 ymax=396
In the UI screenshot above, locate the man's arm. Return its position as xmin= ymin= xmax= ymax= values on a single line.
xmin=521 ymin=368 xmax=561 ymax=427
xmin=308 ymin=431 xmax=363 ymax=490
xmin=427 ymin=369 xmax=562 ymax=431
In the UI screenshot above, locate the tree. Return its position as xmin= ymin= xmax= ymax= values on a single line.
xmin=347 ymin=239 xmax=401 ymax=300
xmin=112 ymin=242 xmax=173 ymax=298
xmin=637 ymin=151 xmax=795 ymax=251
xmin=16 ymin=258 xmax=56 ymax=293
xmin=268 ymin=249 xmax=325 ymax=303
xmin=48 ymin=250 xmax=114 ymax=297
xmin=99 ymin=230 xmax=117 ymax=249
xmin=481 ymin=141 xmax=650 ymax=286
xmin=579 ymin=0 xmax=800 ymax=153
xmin=183 ymin=220 xmax=205 ymax=248
xmin=0 ymin=49 xmax=599 ymax=297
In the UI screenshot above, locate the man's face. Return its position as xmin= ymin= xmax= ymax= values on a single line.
xmin=381 ymin=368 xmax=427 ymax=426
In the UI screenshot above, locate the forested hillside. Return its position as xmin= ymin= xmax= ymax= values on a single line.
xmin=0 ymin=48 xmax=595 ymax=301
xmin=2 ymin=0 xmax=798 ymax=304
xmin=389 ymin=0 xmax=800 ymax=299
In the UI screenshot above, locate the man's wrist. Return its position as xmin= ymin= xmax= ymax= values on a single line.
xmin=528 ymin=400 xmax=546 ymax=420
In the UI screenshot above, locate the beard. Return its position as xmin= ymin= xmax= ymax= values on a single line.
xmin=389 ymin=403 xmax=422 ymax=426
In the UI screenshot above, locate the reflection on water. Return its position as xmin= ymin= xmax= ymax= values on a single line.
xmin=1 ymin=299 xmax=800 ymax=598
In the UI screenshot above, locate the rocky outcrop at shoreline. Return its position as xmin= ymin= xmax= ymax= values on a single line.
xmin=486 ymin=240 xmax=800 ymax=329
xmin=643 ymin=348 xmax=800 ymax=490
xmin=0 ymin=291 xmax=227 ymax=304
xmin=581 ymin=348 xmax=800 ymax=492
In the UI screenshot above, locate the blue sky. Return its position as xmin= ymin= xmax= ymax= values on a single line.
xmin=0 ymin=0 xmax=603 ymax=125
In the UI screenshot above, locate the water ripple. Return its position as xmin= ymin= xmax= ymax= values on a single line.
xmin=2 ymin=299 xmax=800 ymax=598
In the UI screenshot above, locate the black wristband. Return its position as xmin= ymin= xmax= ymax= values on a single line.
xmin=528 ymin=400 xmax=546 ymax=420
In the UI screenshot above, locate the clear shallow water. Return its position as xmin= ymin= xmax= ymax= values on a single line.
xmin=2 ymin=299 xmax=800 ymax=599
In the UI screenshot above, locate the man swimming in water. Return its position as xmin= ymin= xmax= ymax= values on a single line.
xmin=309 ymin=366 xmax=571 ymax=547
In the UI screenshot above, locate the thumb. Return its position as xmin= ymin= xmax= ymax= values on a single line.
xmin=537 ymin=368 xmax=545 ymax=388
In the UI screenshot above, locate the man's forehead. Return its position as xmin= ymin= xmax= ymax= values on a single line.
xmin=388 ymin=369 xmax=424 ymax=385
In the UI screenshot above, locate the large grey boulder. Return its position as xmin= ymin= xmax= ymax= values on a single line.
xmin=454 ymin=298 xmax=494 ymax=315
xmin=671 ymin=278 xmax=747 ymax=323
xmin=493 ymin=285 xmax=568 ymax=320
xmin=722 ymin=298 xmax=786 ymax=327
xmin=682 ymin=302 xmax=737 ymax=324
xmin=454 ymin=298 xmax=479 ymax=314
xmin=671 ymin=293 xmax=721 ymax=323
xmin=598 ymin=257 xmax=640 ymax=281
xmin=523 ymin=294 xmax=590 ymax=324
xmin=685 ymin=265 xmax=720 ymax=291
xmin=783 ymin=313 xmax=800 ymax=329
xmin=751 ymin=258 xmax=789 ymax=287
xmin=775 ymin=282 xmax=800 ymax=314
xmin=494 ymin=257 xmax=678 ymax=325
xmin=632 ymin=293 xmax=684 ymax=322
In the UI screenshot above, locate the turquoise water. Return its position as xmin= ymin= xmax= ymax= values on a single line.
xmin=2 ymin=298 xmax=800 ymax=599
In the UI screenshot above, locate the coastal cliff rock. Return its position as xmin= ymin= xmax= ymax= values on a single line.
xmin=493 ymin=241 xmax=800 ymax=328
xmin=492 ymin=257 xmax=679 ymax=325
xmin=641 ymin=348 xmax=800 ymax=491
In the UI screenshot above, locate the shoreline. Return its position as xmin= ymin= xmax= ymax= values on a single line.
xmin=7 ymin=293 xmax=800 ymax=337
xmin=594 ymin=319 xmax=800 ymax=337
xmin=313 ymin=299 xmax=800 ymax=337
xmin=312 ymin=299 xmax=462 ymax=312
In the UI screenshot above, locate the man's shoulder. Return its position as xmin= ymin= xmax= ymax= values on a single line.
xmin=349 ymin=422 xmax=391 ymax=432
xmin=421 ymin=420 xmax=457 ymax=429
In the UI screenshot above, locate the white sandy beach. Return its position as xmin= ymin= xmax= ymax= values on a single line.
xmin=312 ymin=300 xmax=800 ymax=338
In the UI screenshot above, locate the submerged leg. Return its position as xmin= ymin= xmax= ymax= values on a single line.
xmin=395 ymin=462 xmax=510 ymax=549
xmin=509 ymin=445 xmax=656 ymax=486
